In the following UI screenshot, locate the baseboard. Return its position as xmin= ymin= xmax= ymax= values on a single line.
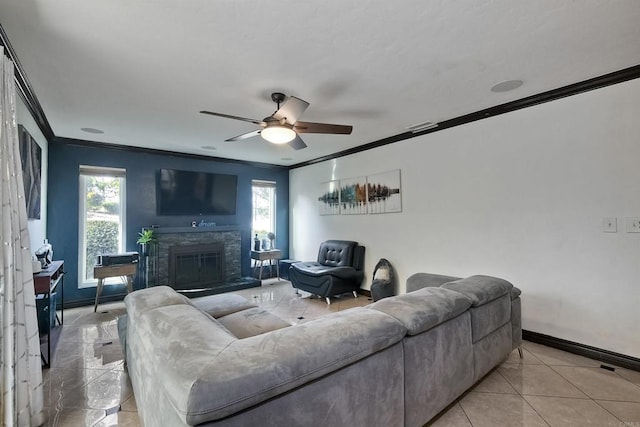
xmin=357 ymin=288 xmax=372 ymax=298
xmin=522 ymin=330 xmax=640 ymax=372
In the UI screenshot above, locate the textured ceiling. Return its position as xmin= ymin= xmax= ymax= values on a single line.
xmin=1 ymin=1 xmax=639 ymax=166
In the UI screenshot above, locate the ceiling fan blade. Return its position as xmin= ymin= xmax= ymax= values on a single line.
xmin=288 ymin=134 xmax=307 ymax=150
xmin=273 ymin=96 xmax=309 ymax=125
xmin=200 ymin=110 xmax=263 ymax=125
xmin=225 ymin=129 xmax=261 ymax=142
xmin=293 ymin=121 xmax=353 ymax=135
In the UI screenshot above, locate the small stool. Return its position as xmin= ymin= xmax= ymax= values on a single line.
xmin=278 ymin=259 xmax=300 ymax=281
xmin=93 ymin=263 xmax=137 ymax=312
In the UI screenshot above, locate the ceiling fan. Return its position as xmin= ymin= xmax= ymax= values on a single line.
xmin=200 ymin=92 xmax=353 ymax=150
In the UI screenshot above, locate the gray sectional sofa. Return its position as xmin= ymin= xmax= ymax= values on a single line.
xmin=119 ymin=273 xmax=522 ymax=426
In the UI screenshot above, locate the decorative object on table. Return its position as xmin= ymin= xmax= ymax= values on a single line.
xmin=261 ymin=238 xmax=269 ymax=251
xmin=136 ymin=229 xmax=155 ymax=256
xmin=370 ymin=258 xmax=395 ymax=302
xmin=35 ymin=239 xmax=53 ymax=268
xmin=268 ymin=232 xmax=276 ymax=249
xmin=340 ymin=176 xmax=368 ymax=215
xmin=367 ymin=170 xmax=402 ymax=214
xmin=254 ymin=234 xmax=261 ymax=251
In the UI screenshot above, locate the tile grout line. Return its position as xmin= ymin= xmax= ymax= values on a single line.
xmin=496 ymin=363 xmax=552 ymax=426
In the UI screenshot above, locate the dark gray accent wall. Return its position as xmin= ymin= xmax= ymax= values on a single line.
xmin=47 ymin=140 xmax=289 ymax=306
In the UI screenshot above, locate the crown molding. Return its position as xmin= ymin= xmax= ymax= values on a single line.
xmin=52 ymin=137 xmax=288 ymax=170
xmin=290 ymin=64 xmax=640 ymax=169
xmin=0 ymin=22 xmax=55 ymax=141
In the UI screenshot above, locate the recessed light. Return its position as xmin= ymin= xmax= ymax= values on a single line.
xmin=81 ymin=127 xmax=104 ymax=134
xmin=201 ymin=146 xmax=217 ymax=150
xmin=491 ymin=80 xmax=523 ymax=93
xmin=281 ymin=157 xmax=293 ymax=161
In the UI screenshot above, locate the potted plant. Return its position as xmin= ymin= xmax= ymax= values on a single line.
xmin=136 ymin=229 xmax=155 ymax=256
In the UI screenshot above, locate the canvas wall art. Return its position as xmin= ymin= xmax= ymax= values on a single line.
xmin=367 ymin=169 xmax=402 ymax=214
xmin=318 ymin=180 xmax=340 ymax=215
xmin=339 ymin=176 xmax=367 ymax=215
xmin=18 ymin=125 xmax=42 ymax=219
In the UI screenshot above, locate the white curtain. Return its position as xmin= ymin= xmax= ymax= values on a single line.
xmin=0 ymin=47 xmax=46 ymax=426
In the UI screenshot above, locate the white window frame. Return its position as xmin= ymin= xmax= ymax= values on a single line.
xmin=78 ymin=165 xmax=127 ymax=288
xmin=252 ymin=180 xmax=277 ymax=237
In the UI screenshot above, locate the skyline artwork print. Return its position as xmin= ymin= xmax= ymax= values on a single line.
xmin=367 ymin=169 xmax=402 ymax=214
xmin=318 ymin=180 xmax=340 ymax=215
xmin=339 ymin=176 xmax=367 ymax=215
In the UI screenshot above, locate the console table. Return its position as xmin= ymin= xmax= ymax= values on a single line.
xmin=251 ymin=250 xmax=282 ymax=280
xmin=33 ymin=260 xmax=64 ymax=368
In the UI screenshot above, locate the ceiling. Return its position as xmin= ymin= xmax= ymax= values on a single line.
xmin=0 ymin=1 xmax=639 ymax=167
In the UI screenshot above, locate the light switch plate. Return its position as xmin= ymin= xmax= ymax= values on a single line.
xmin=602 ymin=217 xmax=617 ymax=233
xmin=625 ymin=217 xmax=640 ymax=233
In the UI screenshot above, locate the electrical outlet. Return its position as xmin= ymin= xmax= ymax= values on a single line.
xmin=625 ymin=217 xmax=640 ymax=233
xmin=602 ymin=217 xmax=617 ymax=233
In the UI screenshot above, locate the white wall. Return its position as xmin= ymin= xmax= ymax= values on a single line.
xmin=16 ymin=96 xmax=48 ymax=254
xmin=290 ymin=78 xmax=640 ymax=359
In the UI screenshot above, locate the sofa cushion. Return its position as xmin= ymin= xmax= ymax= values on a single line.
xmin=192 ymin=293 xmax=257 ymax=318
xmin=184 ymin=307 xmax=406 ymax=424
xmin=124 ymin=285 xmax=192 ymax=326
xmin=369 ymin=287 xmax=472 ymax=336
xmin=441 ymin=275 xmax=513 ymax=306
xmin=218 ymin=307 xmax=291 ymax=339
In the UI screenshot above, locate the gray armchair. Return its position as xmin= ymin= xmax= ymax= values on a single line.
xmin=289 ymin=240 xmax=365 ymax=304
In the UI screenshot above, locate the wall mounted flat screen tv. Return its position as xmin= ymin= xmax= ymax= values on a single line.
xmin=157 ymin=169 xmax=238 ymax=215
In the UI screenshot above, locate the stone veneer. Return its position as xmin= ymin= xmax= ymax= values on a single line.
xmin=153 ymin=226 xmax=241 ymax=288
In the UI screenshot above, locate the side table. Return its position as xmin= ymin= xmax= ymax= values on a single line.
xmin=250 ymin=250 xmax=282 ymax=280
xmin=93 ymin=263 xmax=137 ymax=312
xmin=33 ymin=260 xmax=64 ymax=368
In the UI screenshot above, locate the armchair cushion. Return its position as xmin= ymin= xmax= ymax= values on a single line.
xmin=290 ymin=240 xmax=365 ymax=299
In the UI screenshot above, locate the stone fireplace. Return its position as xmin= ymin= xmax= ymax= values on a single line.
xmin=145 ymin=226 xmax=260 ymax=296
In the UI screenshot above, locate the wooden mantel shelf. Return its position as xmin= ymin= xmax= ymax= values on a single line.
xmin=147 ymin=225 xmax=239 ymax=234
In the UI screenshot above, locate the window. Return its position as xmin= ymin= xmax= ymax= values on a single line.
xmin=78 ymin=166 xmax=126 ymax=288
xmin=252 ymin=180 xmax=276 ymax=247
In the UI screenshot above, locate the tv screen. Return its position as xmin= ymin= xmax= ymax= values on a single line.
xmin=157 ymin=169 xmax=237 ymax=215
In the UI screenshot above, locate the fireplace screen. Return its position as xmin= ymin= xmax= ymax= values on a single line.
xmin=169 ymin=243 xmax=225 ymax=290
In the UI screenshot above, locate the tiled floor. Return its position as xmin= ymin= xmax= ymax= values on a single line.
xmin=42 ymin=279 xmax=640 ymax=426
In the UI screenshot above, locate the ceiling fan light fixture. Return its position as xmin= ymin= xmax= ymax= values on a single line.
xmin=261 ymin=124 xmax=296 ymax=144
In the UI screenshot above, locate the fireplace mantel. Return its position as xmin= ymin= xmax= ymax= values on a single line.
xmin=149 ymin=225 xmax=239 ymax=234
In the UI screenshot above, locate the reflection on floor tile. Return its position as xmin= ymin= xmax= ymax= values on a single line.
xmin=429 ymin=403 xmax=472 ymax=427
xmin=459 ymin=392 xmax=548 ymax=427
xmin=498 ymin=363 xmax=588 ymax=398
xmin=524 ymin=395 xmax=621 ymax=426
xmin=596 ymin=400 xmax=640 ymax=425
xmin=470 ymin=370 xmax=517 ymax=394
xmin=552 ymin=365 xmax=640 ymax=402
xmin=46 ymin=279 xmax=639 ymax=426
